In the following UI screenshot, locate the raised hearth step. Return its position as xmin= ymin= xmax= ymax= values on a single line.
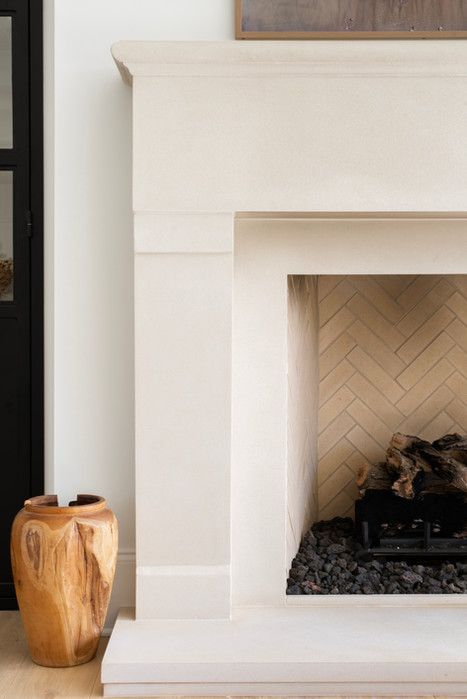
xmin=102 ymin=606 xmax=467 ymax=696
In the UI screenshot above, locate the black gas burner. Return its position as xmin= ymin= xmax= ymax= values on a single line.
xmin=356 ymin=489 xmax=467 ymax=559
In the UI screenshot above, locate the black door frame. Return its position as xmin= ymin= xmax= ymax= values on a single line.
xmin=0 ymin=0 xmax=43 ymax=608
xmin=28 ymin=0 xmax=44 ymax=498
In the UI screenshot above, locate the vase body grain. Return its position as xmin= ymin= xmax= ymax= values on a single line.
xmin=11 ymin=494 xmax=118 ymax=667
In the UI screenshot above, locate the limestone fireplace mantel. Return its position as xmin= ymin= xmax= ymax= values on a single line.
xmin=103 ymin=41 xmax=467 ymax=697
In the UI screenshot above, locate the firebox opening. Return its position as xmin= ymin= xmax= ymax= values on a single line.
xmin=287 ymin=274 xmax=467 ymax=595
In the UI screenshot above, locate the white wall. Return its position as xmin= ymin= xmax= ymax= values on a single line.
xmin=45 ymin=0 xmax=234 ymax=624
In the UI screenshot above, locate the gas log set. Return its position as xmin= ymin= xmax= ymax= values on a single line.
xmin=356 ymin=432 xmax=467 ymax=556
xmin=287 ymin=433 xmax=467 ymax=595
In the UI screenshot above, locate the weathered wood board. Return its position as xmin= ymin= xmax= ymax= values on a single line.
xmin=236 ymin=0 xmax=467 ymax=39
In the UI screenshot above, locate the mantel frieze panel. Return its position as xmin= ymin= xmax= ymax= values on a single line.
xmin=129 ymin=71 xmax=467 ymax=213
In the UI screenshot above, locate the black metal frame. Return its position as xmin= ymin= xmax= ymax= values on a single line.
xmin=28 ymin=0 xmax=44 ymax=498
xmin=0 ymin=0 xmax=43 ymax=609
xmin=360 ymin=520 xmax=467 ymax=559
xmin=356 ymin=489 xmax=467 ymax=560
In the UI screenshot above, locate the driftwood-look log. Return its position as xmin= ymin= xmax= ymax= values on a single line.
xmin=356 ymin=432 xmax=467 ymax=499
xmin=356 ymin=462 xmax=393 ymax=495
xmin=386 ymin=445 xmax=422 ymax=499
xmin=11 ymin=495 xmax=118 ymax=667
xmin=391 ymin=432 xmax=467 ymax=494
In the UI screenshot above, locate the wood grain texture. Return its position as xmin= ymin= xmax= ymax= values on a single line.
xmin=237 ymin=0 xmax=467 ymax=38
xmin=0 ymin=612 xmax=108 ymax=699
xmin=0 ymin=612 xmax=28 ymax=699
xmin=10 ymin=495 xmax=118 ymax=668
xmin=317 ymin=275 xmax=467 ymax=520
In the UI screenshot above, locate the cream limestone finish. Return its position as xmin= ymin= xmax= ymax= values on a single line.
xmin=287 ymin=276 xmax=319 ymax=565
xmin=232 ymin=219 xmax=467 ymax=608
xmin=104 ymin=41 xmax=467 ymax=696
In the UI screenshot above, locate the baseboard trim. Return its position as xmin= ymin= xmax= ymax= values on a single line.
xmin=105 ymin=549 xmax=136 ymax=630
xmin=117 ymin=549 xmax=136 ymax=563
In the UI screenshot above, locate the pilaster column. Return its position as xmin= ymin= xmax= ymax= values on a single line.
xmin=134 ymin=212 xmax=233 ymax=618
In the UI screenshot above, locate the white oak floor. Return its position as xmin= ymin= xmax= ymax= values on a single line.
xmin=0 ymin=611 xmax=463 ymax=699
xmin=0 ymin=612 xmax=105 ymax=698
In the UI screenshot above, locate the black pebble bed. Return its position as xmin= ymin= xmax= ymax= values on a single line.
xmin=287 ymin=517 xmax=467 ymax=595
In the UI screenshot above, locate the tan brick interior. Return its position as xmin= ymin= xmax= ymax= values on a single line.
xmin=317 ymin=275 xmax=467 ymax=520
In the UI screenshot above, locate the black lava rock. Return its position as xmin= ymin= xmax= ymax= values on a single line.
xmin=286 ymin=517 xmax=467 ymax=596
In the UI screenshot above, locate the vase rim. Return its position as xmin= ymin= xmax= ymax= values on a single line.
xmin=24 ymin=494 xmax=107 ymax=515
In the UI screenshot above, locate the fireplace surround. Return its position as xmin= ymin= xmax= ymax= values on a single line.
xmin=103 ymin=42 xmax=467 ymax=696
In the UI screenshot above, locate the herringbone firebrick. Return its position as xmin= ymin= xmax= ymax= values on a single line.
xmin=318 ymin=275 xmax=467 ymax=520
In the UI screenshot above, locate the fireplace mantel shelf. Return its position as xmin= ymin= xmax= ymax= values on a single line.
xmin=112 ymin=40 xmax=467 ymax=84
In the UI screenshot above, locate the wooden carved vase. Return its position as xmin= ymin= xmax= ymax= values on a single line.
xmin=11 ymin=494 xmax=118 ymax=667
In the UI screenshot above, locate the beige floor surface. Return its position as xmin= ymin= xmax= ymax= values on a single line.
xmin=0 ymin=611 xmax=463 ymax=699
